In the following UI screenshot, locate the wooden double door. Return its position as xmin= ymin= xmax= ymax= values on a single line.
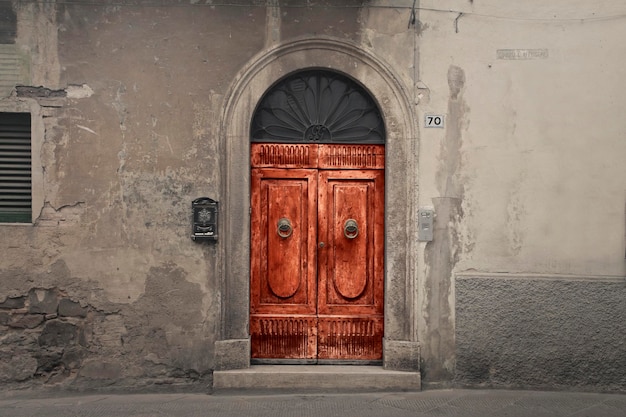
xmin=250 ymin=143 xmax=385 ymax=362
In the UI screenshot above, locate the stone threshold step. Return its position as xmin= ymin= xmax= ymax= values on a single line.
xmin=213 ymin=365 xmax=421 ymax=392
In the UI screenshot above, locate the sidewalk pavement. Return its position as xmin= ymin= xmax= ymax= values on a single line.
xmin=0 ymin=388 xmax=625 ymax=417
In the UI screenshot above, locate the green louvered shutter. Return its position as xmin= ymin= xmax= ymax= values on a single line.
xmin=0 ymin=112 xmax=31 ymax=223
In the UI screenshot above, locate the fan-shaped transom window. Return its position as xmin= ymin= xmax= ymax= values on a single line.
xmin=251 ymin=70 xmax=385 ymax=144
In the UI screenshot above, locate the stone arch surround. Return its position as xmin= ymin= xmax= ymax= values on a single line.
xmin=214 ymin=37 xmax=420 ymax=372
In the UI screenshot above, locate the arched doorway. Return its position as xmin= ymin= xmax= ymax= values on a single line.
xmin=249 ymin=70 xmax=385 ymax=362
xmin=214 ymin=38 xmax=420 ymax=375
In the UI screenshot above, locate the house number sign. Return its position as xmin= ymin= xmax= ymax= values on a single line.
xmin=424 ymin=114 xmax=445 ymax=128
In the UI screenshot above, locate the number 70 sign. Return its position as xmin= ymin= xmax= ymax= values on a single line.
xmin=424 ymin=114 xmax=445 ymax=128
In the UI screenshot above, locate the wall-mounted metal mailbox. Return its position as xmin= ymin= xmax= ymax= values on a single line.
xmin=191 ymin=197 xmax=218 ymax=242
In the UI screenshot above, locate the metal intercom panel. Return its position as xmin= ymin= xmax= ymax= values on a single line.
xmin=418 ymin=207 xmax=434 ymax=242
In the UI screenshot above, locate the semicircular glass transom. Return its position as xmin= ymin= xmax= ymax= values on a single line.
xmin=251 ymin=70 xmax=385 ymax=144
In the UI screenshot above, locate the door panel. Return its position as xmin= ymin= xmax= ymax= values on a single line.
xmin=250 ymin=144 xmax=384 ymax=361
xmin=317 ymin=170 xmax=384 ymax=312
xmin=250 ymin=168 xmax=317 ymax=314
xmin=317 ymin=169 xmax=384 ymax=360
xmin=265 ymin=180 xmax=307 ymax=301
xmin=317 ymin=317 xmax=384 ymax=360
xmin=250 ymin=168 xmax=318 ymax=359
xmin=327 ymin=181 xmax=369 ymax=300
xmin=249 ymin=316 xmax=317 ymax=360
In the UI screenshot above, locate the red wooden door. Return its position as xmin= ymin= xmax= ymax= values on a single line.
xmin=250 ymin=144 xmax=384 ymax=361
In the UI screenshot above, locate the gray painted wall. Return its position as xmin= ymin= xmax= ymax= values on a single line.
xmin=456 ymin=275 xmax=626 ymax=392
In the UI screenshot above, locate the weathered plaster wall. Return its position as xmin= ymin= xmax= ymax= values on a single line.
xmin=1 ymin=0 xmax=421 ymax=391
xmin=4 ymin=0 xmax=622 ymax=392
xmin=416 ymin=0 xmax=626 ymax=388
xmin=2 ymin=1 xmax=269 ymax=390
xmin=418 ymin=0 xmax=626 ymax=275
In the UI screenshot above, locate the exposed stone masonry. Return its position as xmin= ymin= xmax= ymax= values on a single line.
xmin=0 ymin=288 xmax=88 ymax=384
xmin=0 ymin=281 xmax=213 ymax=391
xmin=0 ymin=261 xmax=215 ymax=391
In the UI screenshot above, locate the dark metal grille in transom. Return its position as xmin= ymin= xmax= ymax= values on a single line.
xmin=251 ymin=70 xmax=385 ymax=144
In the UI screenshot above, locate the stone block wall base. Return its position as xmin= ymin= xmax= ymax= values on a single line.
xmin=383 ymin=339 xmax=421 ymax=372
xmin=214 ymin=339 xmax=250 ymax=371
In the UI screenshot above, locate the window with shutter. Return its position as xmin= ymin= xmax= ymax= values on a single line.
xmin=0 ymin=112 xmax=31 ymax=223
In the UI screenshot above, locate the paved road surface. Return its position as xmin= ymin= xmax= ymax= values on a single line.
xmin=1 ymin=389 xmax=625 ymax=417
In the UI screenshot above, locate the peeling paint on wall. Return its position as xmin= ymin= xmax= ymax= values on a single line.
xmin=422 ymin=64 xmax=469 ymax=381
xmin=436 ymin=65 xmax=467 ymax=199
xmin=36 ymin=202 xmax=85 ymax=227
xmin=0 ymin=260 xmax=214 ymax=389
xmin=1 ymin=0 xmax=624 ymax=392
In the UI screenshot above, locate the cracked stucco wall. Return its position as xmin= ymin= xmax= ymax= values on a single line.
xmin=1 ymin=1 xmax=268 ymax=389
xmin=1 ymin=0 xmax=624 ymax=392
xmin=0 ymin=0 xmax=420 ymax=390
xmin=416 ymin=0 xmax=626 ymax=390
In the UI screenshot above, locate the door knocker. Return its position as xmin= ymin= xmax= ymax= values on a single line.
xmin=277 ymin=218 xmax=293 ymax=238
xmin=344 ymin=219 xmax=359 ymax=239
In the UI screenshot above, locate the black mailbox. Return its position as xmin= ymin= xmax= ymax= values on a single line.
xmin=191 ymin=197 xmax=218 ymax=242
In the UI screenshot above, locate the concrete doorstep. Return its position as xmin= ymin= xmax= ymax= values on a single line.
xmin=212 ymin=365 xmax=421 ymax=392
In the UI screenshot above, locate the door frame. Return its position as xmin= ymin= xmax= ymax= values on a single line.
xmin=215 ymin=38 xmax=420 ymax=372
